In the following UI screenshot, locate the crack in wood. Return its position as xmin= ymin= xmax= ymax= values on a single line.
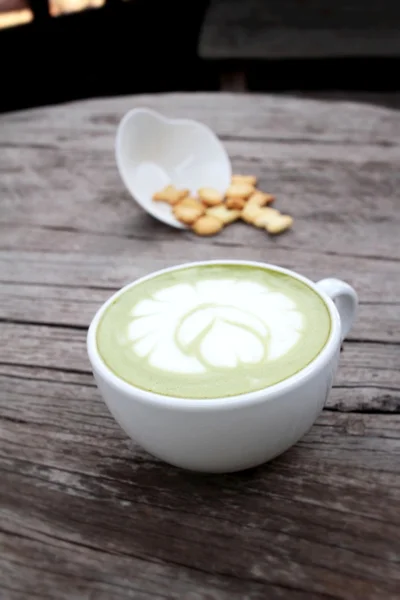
xmin=220 ymin=134 xmax=399 ymax=148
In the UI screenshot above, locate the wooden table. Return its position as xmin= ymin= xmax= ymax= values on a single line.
xmin=1 ymin=93 xmax=399 ymax=600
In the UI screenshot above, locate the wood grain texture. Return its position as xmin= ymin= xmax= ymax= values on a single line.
xmin=0 ymin=93 xmax=399 ymax=599
xmin=1 ymin=371 xmax=400 ymax=600
xmin=199 ymin=0 xmax=400 ymax=59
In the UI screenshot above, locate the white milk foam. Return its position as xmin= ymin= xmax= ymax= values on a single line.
xmin=127 ymin=279 xmax=304 ymax=374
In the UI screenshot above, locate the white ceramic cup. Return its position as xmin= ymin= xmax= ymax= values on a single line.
xmin=87 ymin=261 xmax=358 ymax=473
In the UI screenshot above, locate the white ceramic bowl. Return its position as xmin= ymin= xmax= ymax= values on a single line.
xmin=115 ymin=108 xmax=232 ymax=229
xmin=87 ymin=261 xmax=358 ymax=473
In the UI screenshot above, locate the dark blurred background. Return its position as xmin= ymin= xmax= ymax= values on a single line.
xmin=1 ymin=0 xmax=400 ymax=113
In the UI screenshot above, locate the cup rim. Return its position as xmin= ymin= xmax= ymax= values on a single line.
xmin=87 ymin=260 xmax=341 ymax=410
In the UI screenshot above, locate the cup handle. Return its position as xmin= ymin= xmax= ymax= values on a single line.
xmin=316 ymin=278 xmax=358 ymax=341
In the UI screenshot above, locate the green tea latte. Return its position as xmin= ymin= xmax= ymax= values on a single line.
xmin=96 ymin=264 xmax=331 ymax=398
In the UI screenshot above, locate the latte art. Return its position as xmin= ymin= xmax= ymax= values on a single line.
xmin=96 ymin=264 xmax=331 ymax=398
xmin=128 ymin=280 xmax=304 ymax=373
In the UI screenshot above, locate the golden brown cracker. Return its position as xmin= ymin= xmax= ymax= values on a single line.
xmin=178 ymin=196 xmax=203 ymax=209
xmin=226 ymin=196 xmax=246 ymax=210
xmin=173 ymin=202 xmax=205 ymax=225
xmin=241 ymin=203 xmax=263 ymax=224
xmin=226 ymin=182 xmax=255 ymax=199
xmin=206 ymin=205 xmax=241 ymax=224
xmin=198 ymin=187 xmax=224 ymax=206
xmin=253 ymin=207 xmax=281 ymax=228
xmin=266 ymin=214 xmax=293 ymax=235
xmin=192 ymin=215 xmax=224 ymax=236
xmin=247 ymin=191 xmax=275 ymax=208
xmin=153 ymin=185 xmax=189 ymax=205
